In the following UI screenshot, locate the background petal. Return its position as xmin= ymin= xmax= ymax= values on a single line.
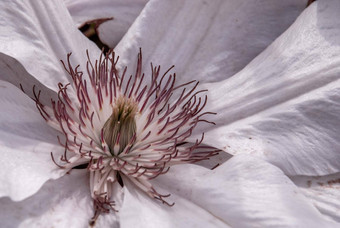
xmin=0 ymin=0 xmax=101 ymax=94
xmin=153 ymin=155 xmax=339 ymax=227
xmin=0 ymin=170 xmax=118 ymax=228
xmin=200 ymin=0 xmax=340 ymax=176
xmin=64 ymin=0 xmax=148 ymax=48
xmin=115 ymin=0 xmax=307 ymax=84
xmin=0 ymin=81 xmax=65 ymax=200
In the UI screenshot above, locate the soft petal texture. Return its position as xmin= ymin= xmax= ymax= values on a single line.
xmin=0 ymin=0 xmax=101 ymax=94
xmin=64 ymin=0 xmax=148 ymax=47
xmin=200 ymin=0 xmax=340 ymax=176
xmin=291 ymin=172 xmax=340 ymax=223
xmin=0 ymin=81 xmax=64 ymax=200
xmin=152 ymin=154 xmax=339 ymax=228
xmin=0 ymin=54 xmax=57 ymax=106
xmin=195 ymin=149 xmax=232 ymax=169
xmin=120 ymin=177 xmax=230 ymax=228
xmin=115 ymin=0 xmax=307 ymax=84
xmin=0 ymin=170 xmax=119 ymax=228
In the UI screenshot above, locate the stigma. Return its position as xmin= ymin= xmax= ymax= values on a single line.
xmin=32 ymin=49 xmax=219 ymax=219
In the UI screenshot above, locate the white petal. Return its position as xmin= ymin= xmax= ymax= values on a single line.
xmin=115 ymin=0 xmax=307 ymax=84
xmin=120 ymin=178 xmax=230 ymax=228
xmin=153 ymin=155 xmax=339 ymax=227
xmin=0 ymin=0 xmax=101 ymax=93
xmin=64 ymin=0 xmax=148 ymax=47
xmin=0 ymin=81 xmax=65 ymax=200
xmin=0 ymin=54 xmax=57 ymax=106
xmin=201 ymin=0 xmax=340 ymax=176
xmin=292 ymin=172 xmax=340 ymax=223
xmin=0 ymin=170 xmax=118 ymax=228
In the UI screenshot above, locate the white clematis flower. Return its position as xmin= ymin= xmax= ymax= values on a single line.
xmin=0 ymin=0 xmax=339 ymax=228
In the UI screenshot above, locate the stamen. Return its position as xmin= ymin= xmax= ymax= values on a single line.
xmin=27 ymin=48 xmax=219 ymax=221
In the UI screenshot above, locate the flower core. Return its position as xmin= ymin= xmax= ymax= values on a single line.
xmin=32 ymin=49 xmax=218 ymax=219
xmin=102 ymin=96 xmax=137 ymax=155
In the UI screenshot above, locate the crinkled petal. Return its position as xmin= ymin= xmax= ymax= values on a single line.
xmin=0 ymin=169 xmax=119 ymax=228
xmin=291 ymin=172 xmax=340 ymax=223
xmin=0 ymin=0 xmax=101 ymax=93
xmin=120 ymin=177 xmax=230 ymax=228
xmin=200 ymin=0 xmax=340 ymax=176
xmin=115 ymin=0 xmax=307 ymax=84
xmin=64 ymin=0 xmax=148 ymax=47
xmin=0 ymin=81 xmax=64 ymax=200
xmin=152 ymin=154 xmax=339 ymax=227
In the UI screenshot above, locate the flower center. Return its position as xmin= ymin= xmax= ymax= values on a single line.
xmin=102 ymin=96 xmax=138 ymax=155
xmin=30 ymin=49 xmax=219 ymax=223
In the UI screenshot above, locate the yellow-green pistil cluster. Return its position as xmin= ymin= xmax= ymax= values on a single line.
xmin=103 ymin=96 xmax=138 ymax=155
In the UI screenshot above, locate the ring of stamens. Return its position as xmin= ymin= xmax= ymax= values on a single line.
xmin=29 ymin=49 xmax=219 ymax=220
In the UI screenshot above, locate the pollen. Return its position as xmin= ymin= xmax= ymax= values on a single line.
xmin=31 ymin=48 xmax=219 ymax=221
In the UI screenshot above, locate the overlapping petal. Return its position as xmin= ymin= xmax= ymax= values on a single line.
xmin=291 ymin=172 xmax=340 ymax=223
xmin=200 ymin=0 xmax=340 ymax=176
xmin=0 ymin=170 xmax=120 ymax=228
xmin=151 ymin=155 xmax=338 ymax=227
xmin=0 ymin=0 xmax=101 ymax=94
xmin=0 ymin=54 xmax=57 ymax=106
xmin=121 ymin=179 xmax=230 ymax=228
xmin=64 ymin=0 xmax=148 ymax=48
xmin=115 ymin=0 xmax=307 ymax=84
xmin=0 ymin=81 xmax=64 ymax=200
